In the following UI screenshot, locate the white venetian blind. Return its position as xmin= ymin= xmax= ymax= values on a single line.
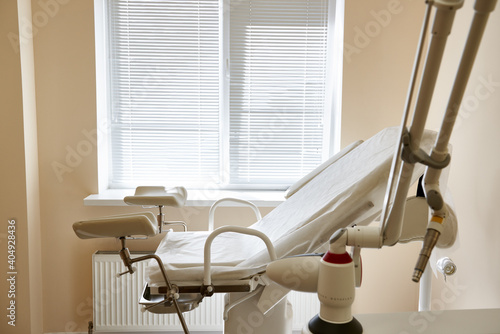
xmin=107 ymin=0 xmax=221 ymax=188
xmin=229 ymin=0 xmax=329 ymax=187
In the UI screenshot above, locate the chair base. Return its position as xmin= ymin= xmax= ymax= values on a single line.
xmin=304 ymin=314 xmax=363 ymax=334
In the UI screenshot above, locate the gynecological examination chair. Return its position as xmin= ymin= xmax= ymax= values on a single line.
xmin=73 ymin=0 xmax=499 ymax=333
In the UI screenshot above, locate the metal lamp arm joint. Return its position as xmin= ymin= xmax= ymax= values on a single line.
xmin=401 ymin=130 xmax=451 ymax=169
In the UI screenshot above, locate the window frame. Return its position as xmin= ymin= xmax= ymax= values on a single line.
xmin=93 ymin=0 xmax=344 ymax=194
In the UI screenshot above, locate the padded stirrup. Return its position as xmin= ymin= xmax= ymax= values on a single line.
xmin=73 ymin=212 xmax=158 ymax=239
xmin=124 ymin=186 xmax=187 ymax=207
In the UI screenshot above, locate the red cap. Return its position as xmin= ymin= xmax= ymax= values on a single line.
xmin=322 ymin=251 xmax=352 ymax=264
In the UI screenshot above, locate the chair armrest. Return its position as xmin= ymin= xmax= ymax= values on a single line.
xmin=203 ymin=226 xmax=276 ymax=287
xmin=208 ymin=198 xmax=262 ymax=231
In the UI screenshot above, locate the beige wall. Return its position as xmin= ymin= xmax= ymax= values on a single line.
xmin=0 ymin=0 xmax=43 ymax=333
xmin=0 ymin=2 xmax=31 ymax=333
xmin=0 ymin=0 xmax=498 ymax=332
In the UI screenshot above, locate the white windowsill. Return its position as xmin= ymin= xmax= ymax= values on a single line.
xmin=84 ymin=189 xmax=286 ymax=207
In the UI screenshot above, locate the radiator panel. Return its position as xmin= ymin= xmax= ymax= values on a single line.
xmin=93 ymin=252 xmax=319 ymax=332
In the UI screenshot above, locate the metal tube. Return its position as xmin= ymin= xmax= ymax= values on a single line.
xmin=380 ymin=1 xmax=434 ymax=238
xmin=418 ymin=261 xmax=433 ymax=311
xmin=130 ymin=254 xmax=190 ymax=333
xmin=157 ymin=205 xmax=164 ymax=233
xmin=408 ymin=5 xmax=459 ymax=150
xmin=413 ymin=228 xmax=440 ymax=282
xmin=425 ymin=0 xmax=497 ymax=187
xmin=203 ymin=226 xmax=277 ymax=286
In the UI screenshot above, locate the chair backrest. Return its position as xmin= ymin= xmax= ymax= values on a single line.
xmin=284 ymin=140 xmax=363 ymax=199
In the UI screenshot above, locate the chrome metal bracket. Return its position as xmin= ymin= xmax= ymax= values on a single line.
xmin=401 ymin=130 xmax=451 ymax=169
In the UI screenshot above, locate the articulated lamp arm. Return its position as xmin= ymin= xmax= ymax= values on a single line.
xmin=382 ymin=0 xmax=464 ymax=247
xmin=412 ymin=0 xmax=498 ymax=282
xmin=378 ymin=0 xmax=497 ymax=282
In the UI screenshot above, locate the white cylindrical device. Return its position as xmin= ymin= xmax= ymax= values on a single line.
xmin=304 ymin=250 xmax=362 ymax=334
xmin=317 ymin=252 xmax=355 ymax=323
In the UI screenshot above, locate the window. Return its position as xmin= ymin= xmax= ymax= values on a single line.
xmin=95 ymin=0 xmax=343 ymax=191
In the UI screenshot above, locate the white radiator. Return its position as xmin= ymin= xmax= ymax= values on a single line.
xmin=92 ymin=251 xmax=320 ymax=332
